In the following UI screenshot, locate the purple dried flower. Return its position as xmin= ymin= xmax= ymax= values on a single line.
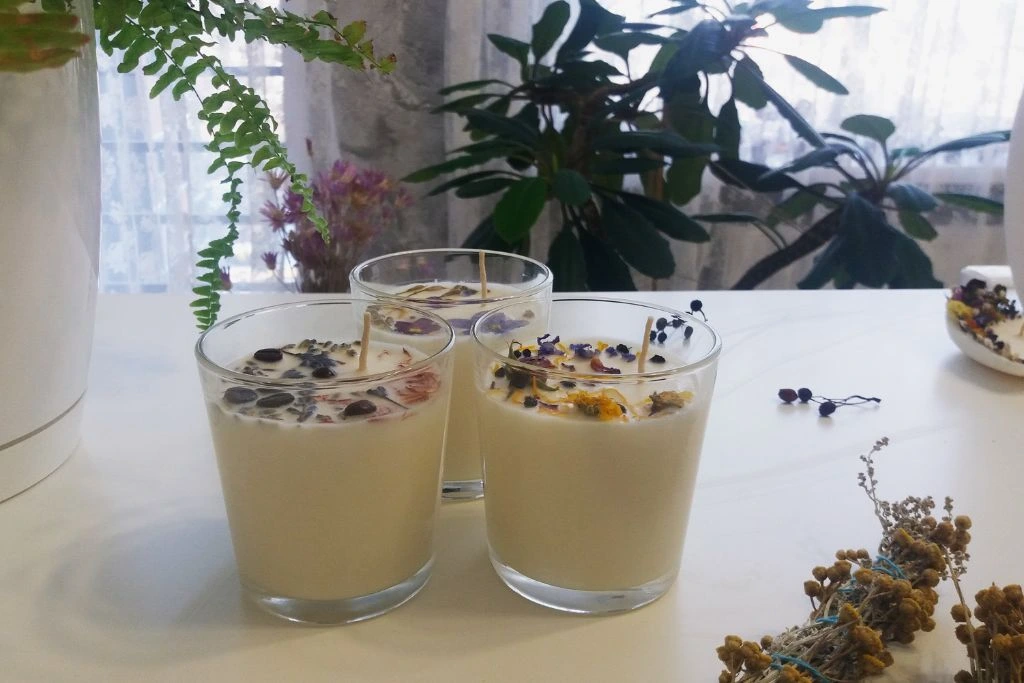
xmin=266 ymin=170 xmax=289 ymax=191
xmin=536 ymin=334 xmax=562 ymax=356
xmin=479 ymin=312 xmax=529 ymax=335
xmin=219 ymin=267 xmax=232 ymax=291
xmin=262 ymin=252 xmax=278 ymax=271
xmin=394 ymin=317 xmax=442 ymax=335
xmin=570 ymin=343 xmax=595 ymax=359
xmin=260 ymin=201 xmax=287 ymax=232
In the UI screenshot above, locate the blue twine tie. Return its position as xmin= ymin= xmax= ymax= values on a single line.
xmin=770 ymin=654 xmax=832 ymax=682
xmin=873 ymin=554 xmax=907 ymax=580
xmin=815 ymin=615 xmax=839 ymax=624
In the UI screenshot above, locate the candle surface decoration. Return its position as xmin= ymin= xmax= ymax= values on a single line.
xmin=208 ymin=337 xmax=448 ymax=601
xmin=478 ymin=323 xmax=711 ymax=592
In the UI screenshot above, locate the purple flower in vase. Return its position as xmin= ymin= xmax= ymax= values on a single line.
xmin=260 ymin=201 xmax=287 ymax=232
xmin=219 ymin=267 xmax=232 ymax=291
xmin=261 ymin=252 xmax=278 ymax=271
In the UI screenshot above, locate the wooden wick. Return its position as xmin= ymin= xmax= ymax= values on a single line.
xmin=479 ymin=250 xmax=489 ymax=300
xmin=638 ymin=316 xmax=654 ymax=373
xmin=358 ymin=312 xmax=371 ymax=372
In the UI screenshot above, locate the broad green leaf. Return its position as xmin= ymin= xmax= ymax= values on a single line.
xmin=594 ymin=31 xmax=670 ymax=61
xmin=840 ymin=114 xmax=896 ymax=144
xmin=839 ymin=193 xmax=899 ymax=287
xmin=888 ymin=232 xmax=942 ymax=288
xmin=552 ymin=169 xmax=591 ymax=206
xmin=340 ymin=20 xmax=366 ymax=45
xmin=691 ymin=213 xmax=764 ymax=224
xmin=919 ymin=131 xmax=1010 ymax=156
xmin=665 ymin=161 xmax=706 ymax=206
xmin=715 ymin=98 xmax=741 ymax=159
xmin=898 ymin=211 xmax=938 ymax=241
xmin=148 ymin=68 xmax=179 ymax=98
xmin=886 ymin=183 xmax=938 ymax=212
xmin=438 ymin=79 xmax=511 ymax=96
xmin=589 ymin=156 xmax=666 ymax=175
xmin=601 ymin=198 xmax=675 ymax=278
xmin=593 ymin=130 xmax=718 ymax=158
xmin=711 ymin=158 xmax=801 ymax=192
xmin=556 ymin=0 xmax=624 ymax=63
xmin=617 ymin=191 xmax=709 ymax=242
xmin=766 ymin=185 xmax=824 ymax=227
xmin=487 ymin=34 xmax=530 ymax=69
xmin=934 ymin=192 xmax=1004 ymax=215
xmin=456 ymin=177 xmax=517 ymax=198
xmin=649 ymin=2 xmax=700 ymax=17
xmin=797 ymin=234 xmax=845 ymax=289
xmin=658 ymin=20 xmax=730 ymax=99
xmin=762 ymin=144 xmax=846 ymax=181
xmin=547 ymin=227 xmax=588 ymax=292
xmin=431 ymin=92 xmax=501 ymax=114
xmin=403 ymin=156 xmax=492 ymax=183
xmin=782 ymin=54 xmax=848 ymax=95
xmin=426 ymin=170 xmax=510 ymax=196
xmin=462 ymin=214 xmax=516 ymax=251
xmin=493 ymin=178 xmax=549 ymax=243
xmin=466 ymin=109 xmax=540 ymax=147
xmin=531 ymin=1 xmax=570 ymax=60
xmin=732 ymin=55 xmax=768 ymax=109
xmin=736 ymin=58 xmax=826 ymax=148
xmin=578 ymin=228 xmax=636 ymax=291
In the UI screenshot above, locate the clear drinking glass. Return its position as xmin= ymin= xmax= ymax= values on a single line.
xmin=472 ymin=298 xmax=721 ymax=614
xmin=350 ymin=249 xmax=553 ymax=500
xmin=195 ymin=300 xmax=455 ymax=624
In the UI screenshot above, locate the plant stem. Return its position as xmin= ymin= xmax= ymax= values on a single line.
xmin=731 ymin=209 xmax=842 ymax=289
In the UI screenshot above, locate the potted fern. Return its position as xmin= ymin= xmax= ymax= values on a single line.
xmin=0 ymin=0 xmax=392 ymax=499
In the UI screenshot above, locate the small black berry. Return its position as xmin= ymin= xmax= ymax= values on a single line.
xmin=671 ymin=318 xmax=683 ymax=328
xmin=683 ymin=325 xmax=694 ymax=340
xmin=650 ymin=354 xmax=666 ymax=364
xmin=797 ymin=388 xmax=813 ymax=403
xmin=657 ymin=331 xmax=667 ymax=343
xmin=494 ymin=366 xmax=507 ymax=378
xmin=343 ymin=399 xmax=377 ymax=417
xmin=256 ymin=392 xmax=294 ymax=409
xmin=523 ymin=396 xmax=539 ymax=408
xmin=521 ymin=349 xmax=532 ymax=358
xmin=560 ymin=380 xmax=576 ymax=389
xmin=778 ymin=388 xmax=798 ymax=403
xmin=690 ymin=299 xmax=703 ymax=312
xmin=819 ymin=401 xmax=837 ymax=417
xmin=649 ymin=331 xmax=657 ymax=342
xmin=224 ymin=387 xmax=258 ymax=404
xmin=615 ymin=343 xmax=630 ymax=354
xmin=656 ymin=318 xmax=668 ymax=331
xmin=312 ymin=366 xmax=336 ymax=379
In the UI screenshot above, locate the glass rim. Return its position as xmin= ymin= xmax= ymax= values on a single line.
xmin=194 ymin=298 xmax=456 ymax=388
xmin=471 ymin=296 xmax=722 ymax=382
xmin=349 ymin=248 xmax=553 ymax=307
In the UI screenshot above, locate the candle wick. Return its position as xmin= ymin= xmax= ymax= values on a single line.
xmin=479 ymin=250 xmax=489 ymax=301
xmin=358 ymin=311 xmax=371 ymax=372
xmin=638 ymin=316 xmax=654 ymax=373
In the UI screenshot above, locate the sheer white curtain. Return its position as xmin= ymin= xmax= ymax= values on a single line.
xmin=97 ymin=29 xmax=286 ymax=293
xmin=97 ymin=0 xmax=1023 ymax=292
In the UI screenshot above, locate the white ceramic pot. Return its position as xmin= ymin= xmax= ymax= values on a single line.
xmin=0 ymin=2 xmax=100 ymax=501
xmin=1006 ymin=89 xmax=1024 ymax=291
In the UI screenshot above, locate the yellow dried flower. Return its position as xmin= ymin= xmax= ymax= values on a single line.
xmin=567 ymin=391 xmax=625 ymax=421
xmin=947 ymin=299 xmax=974 ymax=320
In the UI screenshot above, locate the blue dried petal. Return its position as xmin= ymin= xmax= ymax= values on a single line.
xmin=569 ymin=343 xmax=594 ymax=359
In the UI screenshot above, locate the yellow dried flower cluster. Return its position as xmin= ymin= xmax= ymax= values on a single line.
xmin=952 ymin=582 xmax=1024 ymax=683
xmin=716 ymin=438 xmax=972 ymax=683
xmin=567 ymin=391 xmax=627 ymax=421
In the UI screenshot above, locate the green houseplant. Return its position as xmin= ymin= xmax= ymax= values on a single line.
xmin=725 ymin=114 xmax=1009 ymax=289
xmin=407 ymin=0 xmax=881 ymax=291
xmin=1 ymin=0 xmax=394 ymax=327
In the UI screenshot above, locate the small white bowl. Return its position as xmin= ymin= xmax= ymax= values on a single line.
xmin=945 ymin=314 xmax=1024 ymax=377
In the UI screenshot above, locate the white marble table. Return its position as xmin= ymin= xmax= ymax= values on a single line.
xmin=3 ymin=290 xmax=1023 ymax=682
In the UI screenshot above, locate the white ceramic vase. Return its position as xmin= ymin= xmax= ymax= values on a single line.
xmin=0 ymin=2 xmax=100 ymax=501
xmin=1006 ymin=89 xmax=1024 ymax=291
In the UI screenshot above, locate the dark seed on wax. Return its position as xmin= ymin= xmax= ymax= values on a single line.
xmin=281 ymin=369 xmax=304 ymax=379
xmin=224 ymin=387 xmax=258 ymax=404
xmin=253 ymin=348 xmax=283 ymax=363
xmin=312 ymin=366 xmax=336 ymax=379
xmin=256 ymin=392 xmax=295 ymax=408
xmin=343 ymin=400 xmax=377 ymax=417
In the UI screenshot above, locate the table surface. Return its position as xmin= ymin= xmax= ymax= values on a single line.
xmin=3 ymin=290 xmax=1023 ymax=682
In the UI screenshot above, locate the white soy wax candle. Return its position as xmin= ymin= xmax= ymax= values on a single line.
xmin=472 ymin=298 xmax=721 ymax=614
xmin=196 ymin=300 xmax=455 ymax=624
xmin=351 ymin=249 xmax=552 ymax=500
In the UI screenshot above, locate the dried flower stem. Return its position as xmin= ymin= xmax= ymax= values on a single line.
xmin=358 ymin=312 xmax=371 ymax=372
